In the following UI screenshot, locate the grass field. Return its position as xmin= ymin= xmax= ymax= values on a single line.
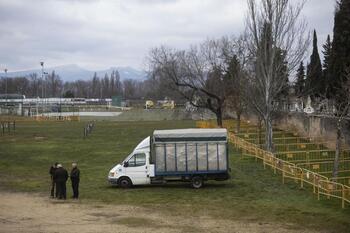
xmin=1 ymin=120 xmax=350 ymax=232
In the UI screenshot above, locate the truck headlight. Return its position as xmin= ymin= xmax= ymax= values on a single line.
xmin=109 ymin=172 xmax=115 ymax=177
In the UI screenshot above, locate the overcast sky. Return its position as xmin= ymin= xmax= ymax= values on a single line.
xmin=0 ymin=0 xmax=336 ymax=72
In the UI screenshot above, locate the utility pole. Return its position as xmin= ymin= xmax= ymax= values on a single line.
xmin=43 ymin=71 xmax=48 ymax=114
xmin=4 ymin=68 xmax=7 ymax=104
xmin=43 ymin=72 xmax=48 ymax=98
xmin=4 ymin=68 xmax=8 ymax=118
xmin=40 ymin=62 xmax=44 ymax=98
xmin=40 ymin=62 xmax=44 ymax=116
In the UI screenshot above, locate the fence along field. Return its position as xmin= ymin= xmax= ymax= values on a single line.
xmin=197 ymin=120 xmax=350 ymax=208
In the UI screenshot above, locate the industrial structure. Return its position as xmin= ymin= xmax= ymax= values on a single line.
xmin=0 ymin=94 xmax=113 ymax=117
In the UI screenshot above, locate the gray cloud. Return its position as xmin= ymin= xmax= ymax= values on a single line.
xmin=0 ymin=0 xmax=336 ymax=72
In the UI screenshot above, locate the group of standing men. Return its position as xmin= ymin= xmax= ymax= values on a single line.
xmin=49 ymin=162 xmax=80 ymax=199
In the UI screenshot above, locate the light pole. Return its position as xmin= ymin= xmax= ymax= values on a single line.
xmin=40 ymin=62 xmax=44 ymax=116
xmin=4 ymin=68 xmax=8 ymax=105
xmin=40 ymin=62 xmax=44 ymax=98
xmin=44 ymin=71 xmax=49 ymax=115
xmin=43 ymin=71 xmax=48 ymax=98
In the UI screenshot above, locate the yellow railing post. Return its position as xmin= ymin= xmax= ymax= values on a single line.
xmin=300 ymin=169 xmax=304 ymax=189
xmin=313 ymin=176 xmax=316 ymax=194
xmin=342 ymin=185 xmax=345 ymax=209
xmin=327 ymin=184 xmax=330 ymax=200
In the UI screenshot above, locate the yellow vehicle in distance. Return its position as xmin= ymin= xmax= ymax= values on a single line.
xmin=145 ymin=100 xmax=155 ymax=109
xmin=145 ymin=99 xmax=175 ymax=109
xmin=159 ymin=100 xmax=175 ymax=109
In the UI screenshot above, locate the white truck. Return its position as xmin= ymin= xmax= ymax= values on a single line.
xmin=107 ymin=128 xmax=230 ymax=188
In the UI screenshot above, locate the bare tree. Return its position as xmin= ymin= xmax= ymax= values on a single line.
xmin=114 ymin=70 xmax=123 ymax=96
xmin=102 ymin=74 xmax=110 ymax=98
xmin=148 ymin=40 xmax=228 ymax=127
xmin=245 ymin=0 xmax=309 ymax=152
xmin=74 ymin=80 xmax=91 ymax=98
xmin=91 ymin=73 xmax=101 ymax=98
xmin=123 ymin=79 xmax=137 ymax=99
xmin=221 ymin=36 xmax=249 ymax=132
xmin=330 ymin=69 xmax=350 ymax=179
xmin=46 ymin=71 xmax=63 ymax=97
xmin=110 ymin=71 xmax=115 ymax=96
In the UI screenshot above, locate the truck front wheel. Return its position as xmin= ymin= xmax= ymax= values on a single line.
xmin=191 ymin=176 xmax=203 ymax=189
xmin=118 ymin=177 xmax=132 ymax=188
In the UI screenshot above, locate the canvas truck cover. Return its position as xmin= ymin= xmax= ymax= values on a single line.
xmin=152 ymin=129 xmax=228 ymax=175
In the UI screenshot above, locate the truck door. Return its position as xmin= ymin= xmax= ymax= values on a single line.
xmin=125 ymin=153 xmax=150 ymax=185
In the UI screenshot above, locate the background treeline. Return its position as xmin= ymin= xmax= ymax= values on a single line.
xmin=0 ymin=69 xmax=181 ymax=100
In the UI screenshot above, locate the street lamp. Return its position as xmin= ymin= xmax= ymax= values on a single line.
xmin=43 ymin=71 xmax=49 ymax=115
xmin=40 ymin=62 xmax=44 ymax=116
xmin=4 ymin=68 xmax=8 ymax=103
xmin=40 ymin=62 xmax=44 ymax=98
xmin=43 ymin=71 xmax=48 ymax=98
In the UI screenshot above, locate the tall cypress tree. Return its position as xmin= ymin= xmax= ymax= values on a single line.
xmin=329 ymin=0 xmax=350 ymax=98
xmin=306 ymin=30 xmax=323 ymax=97
xmin=295 ymin=61 xmax=305 ymax=96
xmin=322 ymin=35 xmax=332 ymax=96
xmin=275 ymin=49 xmax=289 ymax=98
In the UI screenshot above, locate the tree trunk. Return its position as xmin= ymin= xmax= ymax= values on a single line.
xmin=258 ymin=116 xmax=262 ymax=146
xmin=332 ymin=120 xmax=342 ymax=179
xmin=236 ymin=112 xmax=241 ymax=133
xmin=265 ymin=114 xmax=274 ymax=152
xmin=216 ymin=107 xmax=223 ymax=128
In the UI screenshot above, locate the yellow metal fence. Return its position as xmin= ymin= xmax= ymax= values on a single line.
xmin=275 ymin=150 xmax=350 ymax=163
xmin=0 ymin=115 xmax=81 ymax=122
xmin=197 ymin=120 xmax=350 ymax=208
xmin=34 ymin=115 xmax=80 ymax=121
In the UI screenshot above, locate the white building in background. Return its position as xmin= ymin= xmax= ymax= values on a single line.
xmin=0 ymin=95 xmax=112 ymax=116
xmin=0 ymin=96 xmax=112 ymax=105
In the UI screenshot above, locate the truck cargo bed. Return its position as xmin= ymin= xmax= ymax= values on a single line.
xmin=152 ymin=129 xmax=229 ymax=176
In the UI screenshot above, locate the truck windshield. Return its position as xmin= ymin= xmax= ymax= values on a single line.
xmin=122 ymin=153 xmax=133 ymax=163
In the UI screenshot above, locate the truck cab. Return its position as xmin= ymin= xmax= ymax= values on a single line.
xmin=108 ymin=137 xmax=154 ymax=188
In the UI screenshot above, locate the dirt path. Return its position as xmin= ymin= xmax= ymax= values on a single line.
xmin=0 ymin=192 xmax=318 ymax=233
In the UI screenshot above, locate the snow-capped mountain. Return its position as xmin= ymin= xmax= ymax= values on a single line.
xmin=5 ymin=64 xmax=148 ymax=82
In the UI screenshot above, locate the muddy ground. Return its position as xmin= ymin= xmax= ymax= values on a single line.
xmin=0 ymin=191 xmax=321 ymax=233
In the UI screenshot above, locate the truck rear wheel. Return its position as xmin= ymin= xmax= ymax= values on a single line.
xmin=191 ymin=176 xmax=203 ymax=189
xmin=118 ymin=177 xmax=132 ymax=188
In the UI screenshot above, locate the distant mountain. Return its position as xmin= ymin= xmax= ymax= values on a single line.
xmin=5 ymin=64 xmax=148 ymax=82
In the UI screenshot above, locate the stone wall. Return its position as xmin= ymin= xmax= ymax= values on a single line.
xmin=240 ymin=111 xmax=350 ymax=149
xmin=274 ymin=113 xmax=350 ymax=149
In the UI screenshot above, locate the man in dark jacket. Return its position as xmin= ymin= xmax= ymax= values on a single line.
xmin=70 ymin=162 xmax=80 ymax=199
xmin=49 ymin=162 xmax=58 ymax=198
xmin=54 ymin=164 xmax=68 ymax=199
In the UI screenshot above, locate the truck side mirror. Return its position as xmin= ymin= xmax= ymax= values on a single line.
xmin=123 ymin=161 xmax=129 ymax=167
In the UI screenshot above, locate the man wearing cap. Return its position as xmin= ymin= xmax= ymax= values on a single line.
xmin=54 ymin=164 xmax=68 ymax=199
xmin=70 ymin=162 xmax=80 ymax=199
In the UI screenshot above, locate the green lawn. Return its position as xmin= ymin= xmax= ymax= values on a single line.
xmin=0 ymin=120 xmax=349 ymax=232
